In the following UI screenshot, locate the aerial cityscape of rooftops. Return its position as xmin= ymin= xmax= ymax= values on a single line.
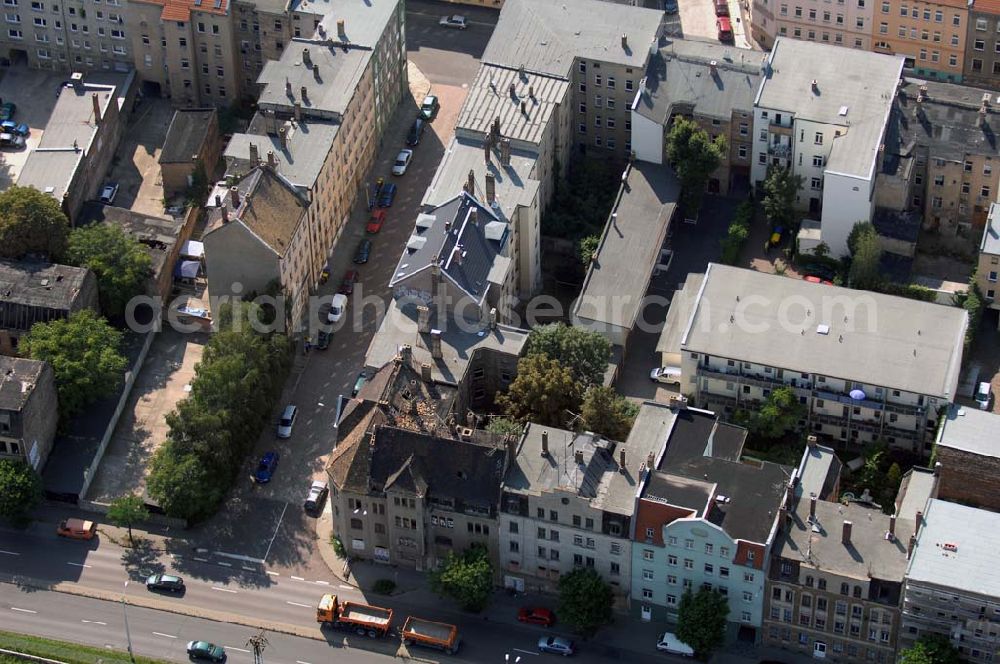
xmin=1 ymin=0 xmax=1000 ymax=662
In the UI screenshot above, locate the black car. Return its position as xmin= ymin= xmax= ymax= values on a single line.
xmin=316 ymin=330 xmax=331 ymax=350
xmin=146 ymin=574 xmax=185 ymax=592
xmin=406 ymin=118 xmax=425 ymax=146
xmin=353 ymin=239 xmax=372 ymax=264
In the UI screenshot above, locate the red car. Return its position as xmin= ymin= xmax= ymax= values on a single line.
xmin=339 ymin=269 xmax=360 ymax=295
xmin=366 ymin=209 xmax=386 ymax=234
xmin=717 ymin=16 xmax=733 ymax=41
xmin=804 ymin=275 xmax=834 ymax=286
xmin=518 ymin=607 xmax=556 ymax=627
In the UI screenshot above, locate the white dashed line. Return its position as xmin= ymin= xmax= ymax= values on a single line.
xmin=211 ymin=587 xmax=238 ymax=594
xmin=193 ymin=557 xmax=209 ymax=562
xmin=152 ymin=632 xmax=177 ymax=639
xmin=242 ymin=566 xmax=256 ymax=571
xmin=297 ymin=660 xmax=313 ymax=664
xmin=82 ymin=620 xmax=108 ymax=625
xmin=265 ymin=571 xmax=279 ymax=576
xmin=290 ymin=576 xmax=305 ymax=581
xmin=226 ymin=647 xmax=251 ymax=653
xmin=314 ymin=580 xmax=329 ymax=585
xmin=0 ymin=550 xmax=20 ymax=556
xmin=10 ymin=607 xmax=37 ymax=614
xmin=286 ymin=601 xmax=311 ymax=608
xmin=513 ymin=648 xmax=539 ymax=655
xmin=216 ymin=562 xmax=232 ymax=567
xmin=66 ymin=562 xmax=91 ymax=568
xmin=339 ymin=584 xmax=353 ymax=590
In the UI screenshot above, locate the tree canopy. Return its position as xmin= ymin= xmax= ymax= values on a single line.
xmin=676 ymin=588 xmax=729 ymax=659
xmin=899 ymin=635 xmax=962 ymax=664
xmin=524 ymin=323 xmax=610 ymax=387
xmin=557 ymin=568 xmax=614 ymax=636
xmin=0 ymin=459 xmax=42 ymax=521
xmin=66 ymin=224 xmax=152 ymax=320
xmin=429 ymin=545 xmax=493 ymax=612
xmin=735 ymin=386 xmax=806 ymax=441
xmin=761 ymin=166 xmax=803 ymax=229
xmin=107 ymin=493 xmax=149 ymax=546
xmin=848 ymin=222 xmax=882 ymax=290
xmin=581 ymin=386 xmax=638 ymax=441
xmin=21 ymin=310 xmax=128 ymax=421
xmin=666 ymin=117 xmax=726 ymax=215
xmin=497 ymin=355 xmax=582 ymax=428
xmin=0 ymin=186 xmax=70 ymax=260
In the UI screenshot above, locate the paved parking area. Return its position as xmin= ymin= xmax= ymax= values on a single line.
xmin=105 ymin=97 xmax=174 ymax=217
xmin=0 ymin=66 xmax=66 ymax=188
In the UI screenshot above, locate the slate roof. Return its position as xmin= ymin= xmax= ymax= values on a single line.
xmin=0 ymin=260 xmax=94 ymax=311
xmin=160 ymin=109 xmax=216 ymax=164
xmin=0 ymin=357 xmax=49 ymax=411
xmin=457 ymin=65 xmax=570 ymax=146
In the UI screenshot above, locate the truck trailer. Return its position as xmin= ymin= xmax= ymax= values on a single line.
xmin=401 ymin=616 xmax=461 ymax=654
xmin=315 ymin=594 xmax=393 ymax=638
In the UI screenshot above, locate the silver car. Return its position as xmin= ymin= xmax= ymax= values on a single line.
xmin=538 ymin=636 xmax=574 ymax=656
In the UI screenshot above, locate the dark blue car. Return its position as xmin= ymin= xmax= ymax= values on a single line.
xmin=353 ymin=239 xmax=372 ymax=264
xmin=253 ymin=451 xmax=280 ymax=483
xmin=1 ymin=121 xmax=28 ymax=136
xmin=377 ymin=182 xmax=397 ymax=208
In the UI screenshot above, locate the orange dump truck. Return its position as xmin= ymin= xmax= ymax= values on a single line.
xmin=401 ymin=617 xmax=461 ymax=655
xmin=315 ymin=594 xmax=393 ymax=638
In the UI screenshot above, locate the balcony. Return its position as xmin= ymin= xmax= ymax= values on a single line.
xmin=769 ymin=122 xmax=793 ymax=136
xmin=767 ymin=142 xmax=792 ymax=159
xmin=697 ymin=365 xmax=786 ymax=390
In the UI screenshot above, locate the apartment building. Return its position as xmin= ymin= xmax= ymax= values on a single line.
xmin=0 ymin=0 xmax=131 ymax=73
xmin=933 ymin=405 xmax=1000 ymax=510
xmin=751 ymin=39 xmax=903 ymax=256
xmin=751 ymin=0 xmax=875 ymax=51
xmin=662 ymin=264 xmax=968 ymax=454
xmin=873 ymin=0 xmax=968 ymax=82
xmin=978 ymin=202 xmax=1000 ymax=310
xmin=629 ymin=402 xmax=791 ymax=643
xmin=964 ymin=0 xmax=1000 ymax=87
xmin=900 ymin=499 xmax=1000 ymax=663
xmin=498 ymin=424 xmax=649 ymax=602
xmin=0 ymin=357 xmax=57 ymax=471
xmin=632 ymin=38 xmax=760 ymax=195
xmin=762 ymin=443 xmax=937 ymax=664
xmin=233 ymin=0 xmax=290 ymax=92
xmin=327 ymin=356 xmax=512 ymax=571
xmin=0 ymin=261 xmax=98 ymax=354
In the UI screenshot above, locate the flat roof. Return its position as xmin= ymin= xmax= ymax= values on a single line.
xmin=982 ymin=203 xmax=1000 ymax=256
xmin=680 ymin=263 xmax=968 ymax=398
xmin=642 ymin=472 xmax=714 ymax=515
xmin=257 ymin=41 xmax=370 ymax=117
xmin=160 ymin=109 xmax=216 ymax=164
xmin=0 ymin=260 xmax=93 ymax=311
xmin=796 ymin=443 xmax=841 ymax=502
xmin=482 ymin=0 xmax=663 ymax=79
xmin=225 ymin=114 xmax=340 ymax=189
xmin=656 ymin=273 xmax=703 ymax=356
xmin=906 ymin=499 xmax=1000 ymax=597
xmin=574 ymin=162 xmax=679 ymax=330
xmin=423 ymin=137 xmax=540 ymax=212
xmin=457 ymin=65 xmax=569 ymax=147
xmin=936 ymin=404 xmax=1000 ymax=458
xmin=292 ymin=0 xmax=400 ymax=50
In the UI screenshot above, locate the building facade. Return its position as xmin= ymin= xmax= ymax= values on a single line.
xmin=751 ymin=0 xmax=875 ymax=51
xmin=964 ymin=0 xmax=1000 ymax=86
xmin=933 ymin=405 xmax=1000 ymax=510
xmin=0 ymin=261 xmax=98 ymax=354
xmin=873 ymin=0 xmax=968 ymax=82
xmin=977 ymin=202 xmax=1000 ymax=310
xmin=0 ymin=357 xmax=57 ymax=471
xmin=159 ymin=107 xmax=220 ymax=196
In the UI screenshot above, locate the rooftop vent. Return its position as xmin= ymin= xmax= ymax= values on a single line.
xmin=816 ymin=324 xmax=830 ymax=335
xmin=811 ymin=79 xmax=819 ymax=93
xmin=838 ymin=105 xmax=849 ymax=116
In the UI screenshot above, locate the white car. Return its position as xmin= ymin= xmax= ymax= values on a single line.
xmin=656 ymin=632 xmax=694 ymax=657
xmin=439 ymin=14 xmax=467 ymax=28
xmin=277 ymin=404 xmax=297 ymax=438
xmin=327 ymin=293 xmax=348 ymax=324
xmin=649 ymin=366 xmax=682 ymax=385
xmin=392 ymin=149 xmax=413 ymax=176
xmin=99 ymin=183 xmax=119 ymax=204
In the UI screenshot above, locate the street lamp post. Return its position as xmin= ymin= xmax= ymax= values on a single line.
xmin=122 ymin=581 xmax=135 ymax=664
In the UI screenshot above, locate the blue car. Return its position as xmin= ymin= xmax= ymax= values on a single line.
xmin=253 ymin=451 xmax=280 ymax=483
xmin=377 ymin=182 xmax=397 ymax=208
xmin=1 ymin=121 xmax=28 ymax=137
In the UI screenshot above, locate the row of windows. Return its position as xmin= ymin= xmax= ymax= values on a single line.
xmin=877 ymin=22 xmax=962 ymax=48
xmin=767 ymin=627 xmax=890 ymax=662
xmin=778 ymin=25 xmax=864 ymax=47
xmin=886 ymin=3 xmax=960 ymax=27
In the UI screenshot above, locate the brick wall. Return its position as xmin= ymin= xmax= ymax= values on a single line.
xmin=936 ymin=445 xmax=1000 ymax=510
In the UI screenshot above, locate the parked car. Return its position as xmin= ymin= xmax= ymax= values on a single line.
xmin=316 ymin=330 xmax=331 ymax=350
xmin=367 ymin=209 xmax=387 ymax=233
xmin=716 ymin=16 xmax=733 ymax=41
xmin=56 ymin=518 xmax=97 ymax=540
xmin=320 ymin=266 xmax=330 ymax=284
xmin=1 ymin=120 xmax=28 ymax=136
xmin=664 ymin=0 xmax=678 ymax=12
xmin=353 ymin=239 xmax=373 ymax=264
xmin=327 ymin=293 xmax=348 ymax=323
xmin=804 ymin=275 xmax=834 ymax=285
xmin=351 ymin=371 xmax=368 ymax=397
xmin=0 ymin=133 xmax=25 ymax=149
xmin=420 ymin=95 xmax=439 ymax=120
xmin=338 ymin=269 xmax=360 ymax=295
xmin=518 ymin=607 xmax=556 ymax=627
xmin=186 ymin=641 xmax=226 ymax=662
xmin=975 ymin=381 xmax=993 ymax=410
xmin=406 ymin=118 xmax=425 ymax=146
xmin=392 ymin=149 xmax=413 ymax=176
xmin=649 ymin=366 xmax=682 ymax=385
xmin=303 ymin=480 xmax=329 ymax=515
xmin=0 ymin=102 xmax=16 ymax=121
xmin=538 ymin=636 xmax=574 ymax=656
xmin=100 ymin=183 xmax=119 ymax=204
xmin=253 ymin=451 xmax=280 ymax=483
xmin=656 ymin=632 xmax=694 ymax=657
xmin=146 ymin=574 xmax=185 ymax=593
xmin=439 ymin=14 xmax=467 ymax=28
xmin=714 ymin=0 xmax=730 ymax=16
xmin=377 ymin=183 xmax=397 ymax=208
xmin=277 ymin=404 xmax=297 ymax=438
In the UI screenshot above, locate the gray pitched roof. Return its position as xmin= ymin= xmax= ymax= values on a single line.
xmin=0 ymin=260 xmax=94 ymax=312
xmin=422 ymin=138 xmax=540 ymax=213
xmin=457 ymin=65 xmax=570 ymax=146
xmin=225 ymin=114 xmax=340 ymax=190
xmin=481 ymin=0 xmax=663 ymax=78
xmin=0 ymin=357 xmax=49 ymax=411
xmin=291 ymin=0 xmax=400 ymax=50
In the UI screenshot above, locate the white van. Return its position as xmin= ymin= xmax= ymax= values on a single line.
xmin=975 ymin=381 xmax=992 ymax=410
xmin=656 ymin=632 xmax=694 ymax=657
xmin=650 ymin=366 xmax=683 ymax=385
xmin=327 ymin=293 xmax=348 ymax=324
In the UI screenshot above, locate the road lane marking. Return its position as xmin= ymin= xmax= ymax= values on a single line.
xmin=296 ymin=660 xmax=313 ymax=664
xmin=0 ymin=550 xmax=20 ymax=556
xmin=66 ymin=562 xmax=91 ymax=568
xmin=242 ymin=566 xmax=256 ymax=571
xmin=314 ymin=580 xmax=329 ymax=585
xmin=152 ymin=632 xmax=177 ymax=639
xmin=286 ymin=601 xmax=311 ymax=608
xmin=262 ymin=502 xmax=288 ymax=563
xmin=193 ymin=557 xmax=209 ymax=562
xmin=290 ymin=576 xmax=305 ymax=581
xmin=513 ymin=649 xmax=538 ymax=656
xmin=82 ymin=620 xmax=107 ymax=625
xmin=226 ymin=647 xmax=251 ymax=653
xmin=10 ymin=607 xmax=37 ymax=613
xmin=265 ymin=571 xmax=279 ymax=576
xmin=216 ymin=562 xmax=232 ymax=567
xmin=211 ymin=587 xmax=238 ymax=593
xmin=339 ymin=584 xmax=352 ymax=589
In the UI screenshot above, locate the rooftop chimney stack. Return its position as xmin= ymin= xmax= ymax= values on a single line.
xmin=809 ymin=493 xmax=817 ymax=519
xmin=621 ymin=33 xmax=628 ymax=48
xmin=541 ymin=431 xmax=549 ymax=456
xmin=214 ymin=194 xmax=223 ymax=207
xmin=500 ymin=137 xmax=511 ymax=166
xmin=574 ymin=449 xmax=585 ymax=465
xmin=934 ymin=461 xmax=942 ymax=476
xmin=313 ymin=63 xmax=320 ymax=79
xmin=619 ymin=447 xmax=626 ymax=470
xmin=337 ymin=19 xmax=345 ymax=37
xmin=521 ymin=101 xmax=527 ymax=116
xmin=302 ymin=48 xmax=311 ymax=67
xmin=417 ymin=305 xmax=431 ymax=333
xmin=420 ymin=363 xmax=432 ymax=382
xmin=286 ymin=78 xmax=292 ymax=96
xmin=709 ymin=59 xmax=718 ymax=75
xmin=279 ymin=126 xmax=288 ymax=150
xmin=811 ymin=79 xmax=819 ymax=93
xmin=485 ymin=173 xmax=496 ymax=204
xmin=249 ymin=142 xmax=260 ymax=166
xmin=915 ymin=511 xmax=923 ymax=536
xmin=489 ymin=307 xmax=497 ymax=330
xmin=529 ymin=85 xmax=534 ymax=100
xmin=807 ymin=434 xmax=817 ymax=448
xmin=842 ymin=520 xmax=853 ymax=545
xmin=267 ymin=150 xmax=277 ymax=168
xmin=230 ymin=186 xmax=241 ymax=209
xmin=484 ymin=139 xmax=491 ymax=165
xmin=889 ymin=515 xmax=897 ymax=537
xmin=467 ymin=169 xmax=475 ymax=195
xmin=430 ymin=329 xmax=443 ymax=359
xmin=220 ymin=204 xmax=229 ymax=222
xmin=907 ymin=534 xmax=917 ymax=559
xmin=398 ymin=344 xmax=412 ymax=364
xmin=293 ymin=101 xmax=301 ymax=121
xmin=509 ymin=83 xmax=517 ymax=98
xmin=91 ymin=93 xmax=101 ymax=124
xmin=469 ymin=208 xmax=478 ymax=225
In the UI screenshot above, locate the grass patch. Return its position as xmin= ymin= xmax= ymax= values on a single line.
xmin=0 ymin=629 xmax=168 ymax=664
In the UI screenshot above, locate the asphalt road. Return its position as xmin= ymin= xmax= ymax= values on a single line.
xmin=406 ymin=0 xmax=499 ymax=86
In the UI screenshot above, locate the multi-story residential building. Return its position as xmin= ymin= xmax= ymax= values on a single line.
xmin=629 ymin=401 xmax=791 ymax=643
xmin=763 ymin=442 xmax=937 ymax=663
xmin=0 ymin=0 xmax=131 ymax=73
xmin=18 ymin=73 xmax=127 ymax=223
xmin=964 ymin=0 xmax=1000 ymax=87
xmin=0 ymin=357 xmax=57 ymax=471
xmin=978 ymin=202 xmax=1000 ymax=310
xmin=751 ymin=0 xmax=875 ymax=51
xmin=0 ymin=261 xmax=98 ymax=355
xmin=326 ymin=354 xmax=513 ymax=571
xmin=498 ymin=424 xmax=648 ymax=603
xmin=233 ymin=0 xmax=291 ymax=92
xmin=900 ymin=499 xmax=1000 ymax=663
xmin=661 ymin=263 xmax=968 ymax=454
xmin=933 ymin=405 xmax=1000 ymax=510
xmin=202 ymin=163 xmax=313 ymax=322
xmin=878 ymin=78 xmax=999 ymax=245
xmin=751 ymin=38 xmax=903 ymax=256
xmin=632 ymin=38 xmax=760 ymax=195
xmin=873 ymin=0 xmax=968 ymax=82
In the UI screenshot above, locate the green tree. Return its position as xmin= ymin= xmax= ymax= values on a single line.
xmin=107 ymin=493 xmax=149 ymax=546
xmin=847 ymin=222 xmax=877 ymax=256
xmin=524 ymin=323 xmax=611 ymax=387
xmin=22 ymin=310 xmax=128 ymax=421
xmin=146 ymin=443 xmax=225 ymax=522
xmin=849 ymin=222 xmax=882 ymax=290
xmin=900 ymin=635 xmax=962 ymax=664
xmin=66 ymin=224 xmax=153 ymax=320
xmin=497 ymin=355 xmax=582 ymax=428
xmin=0 ymin=186 xmax=70 ymax=260
xmin=581 ymin=386 xmax=639 ymax=440
xmin=737 ymin=387 xmax=805 ymax=440
xmin=429 ymin=545 xmax=493 ymax=612
xmin=577 ymin=234 xmax=600 ymax=265
xmin=666 ymin=117 xmax=726 ymax=215
xmin=676 ymin=588 xmax=729 ymax=660
xmin=761 ymin=166 xmax=804 ymax=230
xmin=485 ymin=417 xmax=523 ymax=437
xmin=0 ymin=459 xmax=42 ymax=521
xmin=557 ymin=568 xmax=613 ymax=636
xmin=720 ymin=221 xmax=750 ymax=265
